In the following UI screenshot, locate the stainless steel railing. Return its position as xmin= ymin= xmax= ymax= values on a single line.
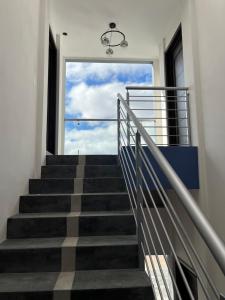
xmin=117 ymin=88 xmax=225 ymax=299
xmin=125 ymin=86 xmax=191 ymax=146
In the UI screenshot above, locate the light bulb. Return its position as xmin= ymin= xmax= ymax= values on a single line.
xmin=106 ymin=48 xmax=113 ymax=55
xmin=120 ymin=40 xmax=128 ymax=48
xmin=101 ymin=36 xmax=110 ymax=46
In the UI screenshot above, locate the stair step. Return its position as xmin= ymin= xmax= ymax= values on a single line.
xmin=7 ymin=211 xmax=136 ymax=239
xmin=72 ymin=269 xmax=153 ymax=299
xmin=29 ymin=177 xmax=126 ymax=194
xmin=0 ymin=269 xmax=153 ymax=299
xmin=0 ymin=236 xmax=138 ymax=273
xmin=41 ymin=165 xmax=122 ymax=179
xmin=46 ymin=155 xmax=118 ymax=166
xmin=20 ymin=193 xmax=130 ymax=213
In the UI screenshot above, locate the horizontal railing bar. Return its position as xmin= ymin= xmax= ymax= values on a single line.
xmin=139 ymin=173 xmax=196 ymax=300
xmin=139 ymin=193 xmax=182 ymax=299
xmin=120 ymin=108 xmax=129 ymax=124
xmin=129 ymin=96 xmax=187 ymax=99
xmin=136 ymin=117 xmax=188 ymax=120
xmin=139 ymin=149 xmax=217 ymax=299
xmin=126 ymin=86 xmax=189 ymax=91
xmin=141 ymin=144 xmax=190 ymax=146
xmin=132 ymin=108 xmax=188 ymax=111
xmin=120 ymin=104 xmax=128 ymax=117
xmin=130 ymin=134 xmax=188 ymax=138
xmin=119 ymin=150 xmax=137 ymax=208
xmin=132 ymin=134 xmax=188 ymax=137
xmin=118 ymin=92 xmax=225 ymax=276
xmin=131 ymin=126 xmax=188 ymax=128
xmin=141 ymin=239 xmax=165 ymax=300
xmin=141 ymin=151 xmax=219 ymax=299
xmin=129 ymin=97 xmax=188 ymax=104
xmin=139 ymin=218 xmax=173 ymax=300
xmin=141 ymin=243 xmax=159 ymax=300
xmin=64 ymin=118 xmax=118 ymax=122
xmin=119 ymin=155 xmax=138 ymax=226
xmin=120 ymin=113 xmax=137 ymax=137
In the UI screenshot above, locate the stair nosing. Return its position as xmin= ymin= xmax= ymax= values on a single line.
xmin=0 ymin=235 xmax=138 ymax=250
xmin=9 ymin=210 xmax=134 ymax=219
xmin=21 ymin=192 xmax=128 ymax=197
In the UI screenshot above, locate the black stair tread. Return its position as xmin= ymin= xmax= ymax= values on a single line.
xmin=0 ymin=236 xmax=137 ymax=250
xmin=0 ymin=237 xmax=64 ymax=249
xmin=73 ymin=269 xmax=151 ymax=290
xmin=9 ymin=211 xmax=133 ymax=219
xmin=21 ymin=192 xmax=128 ymax=197
xmin=0 ymin=269 xmax=151 ymax=293
xmin=47 ymin=155 xmax=118 ymax=158
xmin=77 ymin=235 xmax=137 ymax=247
xmin=31 ymin=176 xmax=124 ymax=180
xmin=0 ymin=272 xmax=58 ymax=293
xmin=42 ymin=164 xmax=121 ymax=167
xmin=46 ymin=155 xmax=119 ymax=166
xmin=80 ymin=211 xmax=132 ymax=217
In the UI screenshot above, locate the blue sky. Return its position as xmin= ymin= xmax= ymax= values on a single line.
xmin=64 ymin=62 xmax=153 ymax=154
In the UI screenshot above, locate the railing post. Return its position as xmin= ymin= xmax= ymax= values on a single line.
xmin=186 ymin=91 xmax=192 ymax=146
xmin=136 ymin=130 xmax=144 ymax=269
xmin=126 ymin=90 xmax=131 ymax=146
xmin=117 ymin=98 xmax=121 ymax=157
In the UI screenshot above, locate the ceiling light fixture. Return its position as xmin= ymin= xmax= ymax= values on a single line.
xmin=100 ymin=22 xmax=128 ymax=56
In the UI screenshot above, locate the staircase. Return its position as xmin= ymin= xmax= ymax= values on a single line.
xmin=0 ymin=155 xmax=154 ymax=299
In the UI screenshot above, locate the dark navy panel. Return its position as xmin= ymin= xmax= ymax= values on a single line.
xmin=122 ymin=146 xmax=199 ymax=190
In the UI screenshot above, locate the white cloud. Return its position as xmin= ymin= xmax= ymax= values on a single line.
xmin=66 ymin=62 xmax=152 ymax=84
xmin=66 ymin=81 xmax=155 ymax=119
xmin=66 ymin=81 xmax=125 ymax=119
xmin=65 ymin=123 xmax=117 ymax=155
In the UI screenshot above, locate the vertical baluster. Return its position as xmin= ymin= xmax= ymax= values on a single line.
xmin=117 ymin=98 xmax=121 ymax=157
xmin=136 ymin=131 xmax=144 ymax=269
xmin=127 ymin=90 xmax=131 ymax=146
xmin=186 ymin=91 xmax=192 ymax=145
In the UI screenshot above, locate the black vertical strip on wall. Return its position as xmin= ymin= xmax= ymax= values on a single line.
xmin=47 ymin=27 xmax=57 ymax=154
xmin=164 ymin=25 xmax=183 ymax=146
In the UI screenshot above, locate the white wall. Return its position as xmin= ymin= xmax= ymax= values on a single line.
xmin=193 ymin=0 xmax=225 ymax=292
xmin=0 ymin=0 xmax=49 ymax=242
xmin=158 ymin=0 xmax=225 ymax=294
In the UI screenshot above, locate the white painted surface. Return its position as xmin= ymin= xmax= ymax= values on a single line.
xmin=193 ymin=0 xmax=225 ymax=292
xmin=158 ymin=0 xmax=225 ymax=293
xmin=0 ymin=0 xmax=49 ymax=241
xmin=50 ymin=0 xmax=181 ymax=60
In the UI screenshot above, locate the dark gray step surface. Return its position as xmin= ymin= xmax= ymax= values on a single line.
xmin=41 ymin=165 xmax=122 ymax=179
xmin=0 ymin=269 xmax=153 ymax=299
xmin=29 ymin=177 xmax=126 ymax=194
xmin=7 ymin=211 xmax=136 ymax=239
xmin=46 ymin=155 xmax=118 ymax=166
xmin=0 ymin=272 xmax=57 ymax=299
xmin=72 ymin=269 xmax=154 ymax=299
xmin=20 ymin=193 xmax=130 ymax=213
xmin=0 ymin=236 xmax=138 ymax=273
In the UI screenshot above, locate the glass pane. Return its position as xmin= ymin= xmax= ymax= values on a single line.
xmin=64 ymin=121 xmax=117 ymax=155
xmin=65 ymin=62 xmax=153 ymax=120
xmin=64 ymin=62 xmax=153 ymax=153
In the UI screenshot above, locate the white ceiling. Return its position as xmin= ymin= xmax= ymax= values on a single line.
xmin=50 ymin=0 xmax=182 ymax=60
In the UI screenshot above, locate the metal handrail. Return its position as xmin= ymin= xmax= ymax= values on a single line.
xmin=117 ymin=92 xmax=225 ymax=276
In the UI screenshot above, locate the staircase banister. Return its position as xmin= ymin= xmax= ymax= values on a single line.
xmin=117 ymin=92 xmax=225 ymax=276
